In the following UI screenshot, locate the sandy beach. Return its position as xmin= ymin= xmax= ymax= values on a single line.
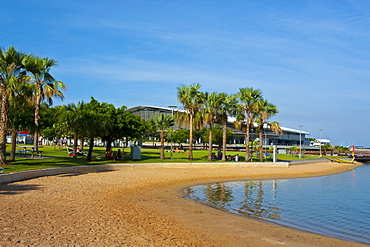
xmin=0 ymin=161 xmax=367 ymax=246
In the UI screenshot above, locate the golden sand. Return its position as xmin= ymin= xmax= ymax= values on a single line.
xmin=0 ymin=162 xmax=366 ymax=246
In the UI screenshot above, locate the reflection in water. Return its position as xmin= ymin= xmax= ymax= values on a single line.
xmin=235 ymin=181 xmax=281 ymax=221
xmin=188 ymin=181 xmax=283 ymax=221
xmin=184 ymin=165 xmax=370 ymax=245
xmin=204 ymin=183 xmax=234 ymax=209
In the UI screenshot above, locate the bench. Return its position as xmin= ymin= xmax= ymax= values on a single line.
xmin=17 ymin=149 xmax=30 ymax=156
xmin=17 ymin=149 xmax=43 ymax=158
xmin=31 ymin=151 xmax=43 ymax=158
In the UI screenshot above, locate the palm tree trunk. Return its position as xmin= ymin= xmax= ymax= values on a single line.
xmin=10 ymin=129 xmax=17 ymax=162
xmin=87 ymin=136 xmax=94 ymax=162
xmin=79 ymin=136 xmax=84 ymax=150
xmin=73 ymin=132 xmax=78 ymax=158
xmin=33 ymin=88 xmax=41 ymax=151
xmin=245 ymin=122 xmax=251 ymax=161
xmin=106 ymin=137 xmax=113 ymax=152
xmin=222 ymin=121 xmax=227 ymax=161
xmin=188 ymin=114 xmax=193 ymax=160
xmin=160 ymin=132 xmax=165 ymax=160
xmin=0 ymin=91 xmax=10 ymax=165
xmin=207 ymin=126 xmax=213 ymax=161
xmin=259 ymin=126 xmax=264 ymax=162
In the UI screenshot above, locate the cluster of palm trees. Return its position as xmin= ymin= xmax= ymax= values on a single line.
xmin=176 ymin=83 xmax=282 ymax=162
xmin=0 ymin=46 xmax=66 ymax=164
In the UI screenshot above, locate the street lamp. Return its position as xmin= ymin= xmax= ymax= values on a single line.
xmin=299 ymin=125 xmax=303 ymax=158
xmin=168 ymin=106 xmax=177 ymax=159
xmin=319 ymin=128 xmax=323 ymax=158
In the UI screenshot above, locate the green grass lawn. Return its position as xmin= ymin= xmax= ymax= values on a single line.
xmin=1 ymin=145 xmax=334 ymax=174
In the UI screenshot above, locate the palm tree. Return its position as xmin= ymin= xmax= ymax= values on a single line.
xmin=255 ymin=99 xmax=282 ymax=162
xmin=8 ymin=82 xmax=34 ymax=162
xmin=26 ymin=56 xmax=66 ymax=151
xmin=236 ymin=87 xmax=263 ymax=161
xmin=334 ymin=145 xmax=349 ymax=156
xmin=218 ymin=93 xmax=238 ymax=161
xmin=81 ymin=98 xmax=105 ymax=162
xmin=0 ymin=46 xmax=29 ymax=164
xmin=151 ymin=114 xmax=175 ymax=160
xmin=176 ymin=83 xmax=204 ymax=160
xmin=203 ymin=92 xmax=224 ymax=161
xmin=62 ymin=102 xmax=87 ymax=158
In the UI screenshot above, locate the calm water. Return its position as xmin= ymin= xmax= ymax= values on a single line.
xmin=184 ymin=164 xmax=370 ymax=244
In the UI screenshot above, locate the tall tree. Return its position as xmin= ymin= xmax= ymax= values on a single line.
xmin=255 ymin=99 xmax=282 ymax=162
xmin=151 ymin=114 xmax=175 ymax=160
xmin=8 ymin=82 xmax=34 ymax=161
xmin=204 ymin=125 xmax=234 ymax=153
xmin=173 ymin=128 xmax=190 ymax=147
xmin=39 ymin=104 xmax=65 ymax=147
xmin=176 ymin=83 xmax=204 ymax=160
xmin=0 ymin=46 xmax=29 ymax=164
xmin=82 ymin=98 xmax=103 ymax=162
xmin=218 ymin=93 xmax=238 ymax=161
xmin=26 ymin=56 xmax=66 ymax=151
xmin=95 ymin=102 xmax=120 ymax=151
xmin=237 ymin=87 xmax=263 ymax=161
xmin=61 ymin=102 xmax=86 ymax=158
xmin=121 ymin=112 xmax=146 ymax=145
xmin=203 ymin=92 xmax=224 ymax=161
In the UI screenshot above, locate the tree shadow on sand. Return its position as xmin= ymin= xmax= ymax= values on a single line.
xmin=0 ymin=183 xmax=43 ymax=195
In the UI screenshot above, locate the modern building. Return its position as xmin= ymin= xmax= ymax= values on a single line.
xmin=310 ymin=139 xmax=331 ymax=146
xmin=128 ymin=105 xmax=311 ymax=147
xmin=128 ymin=105 xmax=184 ymax=131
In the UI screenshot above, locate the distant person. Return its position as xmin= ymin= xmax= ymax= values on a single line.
xmin=105 ymin=149 xmax=112 ymax=159
xmin=212 ymin=153 xmax=217 ymax=160
xmin=218 ymin=151 xmax=222 ymax=160
xmin=117 ymin=149 xmax=123 ymax=160
xmin=234 ymin=154 xmax=239 ymax=161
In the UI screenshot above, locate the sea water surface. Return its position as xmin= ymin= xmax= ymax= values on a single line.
xmin=184 ymin=164 xmax=370 ymax=244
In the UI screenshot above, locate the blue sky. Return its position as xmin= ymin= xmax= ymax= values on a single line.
xmin=2 ymin=0 xmax=370 ymax=146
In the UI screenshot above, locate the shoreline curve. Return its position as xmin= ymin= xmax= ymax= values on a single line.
xmin=0 ymin=161 xmax=366 ymax=246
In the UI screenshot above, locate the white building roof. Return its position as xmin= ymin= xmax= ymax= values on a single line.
xmin=226 ymin=116 xmax=309 ymax=135
xmin=128 ymin=105 xmax=310 ymax=135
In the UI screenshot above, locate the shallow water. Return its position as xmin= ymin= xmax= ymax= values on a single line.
xmin=184 ymin=164 xmax=370 ymax=244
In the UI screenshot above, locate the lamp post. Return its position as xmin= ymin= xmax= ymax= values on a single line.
xmin=168 ymin=105 xmax=177 ymax=159
xmin=319 ymin=128 xmax=323 ymax=158
xmin=299 ymin=125 xmax=303 ymax=158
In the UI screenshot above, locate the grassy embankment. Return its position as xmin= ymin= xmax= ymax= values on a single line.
xmin=1 ymin=144 xmax=333 ymax=174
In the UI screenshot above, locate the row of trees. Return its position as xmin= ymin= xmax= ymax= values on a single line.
xmin=0 ymin=46 xmax=66 ymax=164
xmin=153 ymin=83 xmax=283 ymax=162
xmin=1 ymin=46 xmax=282 ymax=164
xmin=51 ymin=98 xmax=146 ymax=161
xmin=5 ymin=97 xmax=148 ymax=162
xmin=33 ymin=83 xmax=280 ymax=163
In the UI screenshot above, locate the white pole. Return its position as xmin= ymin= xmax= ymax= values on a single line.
xmin=168 ymin=106 xmax=177 ymax=159
xmin=319 ymin=128 xmax=323 ymax=157
xmin=299 ymin=125 xmax=303 ymax=158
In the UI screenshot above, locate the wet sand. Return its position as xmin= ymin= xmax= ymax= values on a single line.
xmin=0 ymin=162 xmax=367 ymax=246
